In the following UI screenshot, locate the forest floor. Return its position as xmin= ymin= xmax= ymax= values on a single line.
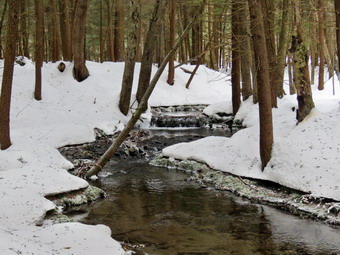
xmin=0 ymin=59 xmax=339 ymax=254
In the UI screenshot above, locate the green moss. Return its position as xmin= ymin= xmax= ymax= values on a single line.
xmin=51 ymin=185 xmax=106 ymax=209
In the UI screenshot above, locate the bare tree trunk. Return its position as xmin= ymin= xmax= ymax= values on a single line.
xmin=136 ymin=0 xmax=165 ymax=108
xmin=119 ymin=0 xmax=140 ymax=116
xmin=190 ymin=3 xmax=203 ymax=65
xmin=86 ymin=2 xmax=205 ymax=178
xmin=50 ymin=0 xmax=61 ymax=62
xmin=318 ymin=0 xmax=325 ymax=90
xmin=34 ymin=0 xmax=44 ymax=100
xmin=107 ymin=0 xmax=114 ymax=61
xmin=324 ymin=13 xmax=335 ymax=79
xmin=288 ymin=54 xmax=296 ymax=94
xmin=99 ymin=0 xmax=104 ymax=62
xmin=275 ymin=0 xmax=291 ymax=98
xmin=232 ymin=0 xmax=241 ymax=115
xmin=310 ymin=9 xmax=317 ymax=84
xmin=248 ymin=0 xmax=274 ymax=170
xmin=114 ymin=0 xmax=125 ymax=61
xmin=0 ymin=0 xmax=8 ymax=58
xmin=20 ymin=0 xmax=29 ymax=58
xmin=251 ymin=42 xmax=258 ymax=104
xmin=59 ymin=0 xmax=72 ymax=60
xmin=239 ymin=0 xmax=252 ymax=101
xmin=72 ymin=0 xmax=89 ymax=82
xmin=185 ymin=44 xmax=208 ymax=89
xmin=0 ymin=0 xmax=19 ymax=150
xmin=135 ymin=1 xmax=142 ymax=62
xmin=259 ymin=0 xmax=277 ymax=108
xmin=290 ymin=1 xmax=315 ymax=123
xmin=167 ymin=0 xmax=176 ymax=85
xmin=335 ymin=0 xmax=340 ymax=72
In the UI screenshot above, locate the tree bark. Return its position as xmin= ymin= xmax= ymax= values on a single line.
xmin=107 ymin=0 xmax=114 ymax=61
xmin=59 ymin=0 xmax=72 ymax=61
xmin=318 ymin=0 xmax=325 ymax=90
xmin=167 ymin=0 xmax=176 ymax=85
xmin=231 ymin=0 xmax=241 ymax=115
xmin=136 ymin=0 xmax=165 ymax=109
xmin=259 ymin=0 xmax=277 ymax=108
xmin=114 ymin=0 xmax=125 ymax=61
xmin=0 ymin=0 xmax=8 ymax=59
xmin=72 ymin=0 xmax=89 ymax=82
xmin=19 ymin=0 xmax=29 ymax=58
xmin=275 ymin=0 xmax=291 ymax=98
xmin=248 ymin=0 xmax=274 ymax=170
xmin=290 ymin=1 xmax=315 ymax=123
xmin=86 ymin=2 xmax=205 ymax=178
xmin=335 ymin=0 xmax=340 ymax=73
xmin=185 ymin=44 xmax=209 ymax=89
xmin=239 ymin=0 xmax=252 ymax=101
xmin=50 ymin=0 xmax=61 ymax=62
xmin=0 ymin=0 xmax=19 ymax=150
xmin=34 ymin=0 xmax=44 ymax=100
xmin=119 ymin=0 xmax=140 ymax=116
xmin=288 ymin=54 xmax=296 ymax=95
xmin=190 ymin=3 xmax=203 ymax=65
xmin=310 ymin=9 xmax=317 ymax=84
xmin=99 ymin=0 xmax=104 ymax=62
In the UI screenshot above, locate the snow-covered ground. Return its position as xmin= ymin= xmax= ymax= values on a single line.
xmin=1 ymin=58 xmax=339 ymax=253
xmin=0 ymin=60 xmax=229 ymax=254
xmin=163 ymin=71 xmax=340 ymax=201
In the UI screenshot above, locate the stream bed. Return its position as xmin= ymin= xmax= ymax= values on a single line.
xmin=65 ymin=128 xmax=340 ymax=255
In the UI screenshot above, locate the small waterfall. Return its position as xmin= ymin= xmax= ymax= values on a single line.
xmin=150 ymin=104 xmax=236 ymax=130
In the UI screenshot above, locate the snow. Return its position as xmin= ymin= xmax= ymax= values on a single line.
xmin=0 ymin=60 xmax=228 ymax=254
xmin=163 ymin=72 xmax=340 ymax=201
xmin=1 ymin=57 xmax=339 ymax=253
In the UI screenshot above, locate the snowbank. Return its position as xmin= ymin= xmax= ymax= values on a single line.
xmin=163 ymin=75 xmax=340 ymax=201
xmin=0 ymin=60 xmax=229 ymax=254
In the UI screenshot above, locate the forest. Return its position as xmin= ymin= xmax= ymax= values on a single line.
xmin=0 ymin=0 xmax=340 ymax=254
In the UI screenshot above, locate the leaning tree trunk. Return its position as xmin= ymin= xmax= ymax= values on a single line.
xmin=86 ymin=1 xmax=206 ymax=178
xmin=119 ymin=0 xmax=140 ymax=116
xmin=72 ymin=0 xmax=89 ymax=82
xmin=290 ymin=1 xmax=315 ymax=123
xmin=248 ymin=0 xmax=274 ymax=170
xmin=0 ymin=0 xmax=19 ymax=150
xmin=34 ymin=0 xmax=44 ymax=100
xmin=136 ymin=0 xmax=165 ymax=109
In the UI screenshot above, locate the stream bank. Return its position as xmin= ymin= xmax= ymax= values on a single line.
xmin=50 ymin=104 xmax=340 ymax=254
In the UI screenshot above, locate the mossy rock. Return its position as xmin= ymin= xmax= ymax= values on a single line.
xmin=50 ymin=185 xmax=106 ymax=209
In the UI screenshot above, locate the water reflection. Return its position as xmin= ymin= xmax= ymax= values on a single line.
xmin=81 ymin=162 xmax=340 ymax=255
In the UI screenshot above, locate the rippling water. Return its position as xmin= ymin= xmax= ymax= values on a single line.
xmin=80 ymin=161 xmax=340 ymax=255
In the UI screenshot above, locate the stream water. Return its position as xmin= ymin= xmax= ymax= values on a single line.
xmin=74 ymin=128 xmax=340 ymax=255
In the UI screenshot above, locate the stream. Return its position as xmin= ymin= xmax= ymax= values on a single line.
xmin=63 ymin=108 xmax=340 ymax=255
